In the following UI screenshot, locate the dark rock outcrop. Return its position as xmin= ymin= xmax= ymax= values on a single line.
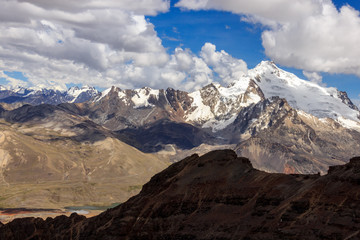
xmin=1 ymin=150 xmax=360 ymax=239
xmin=0 ymin=213 xmax=86 ymax=240
xmin=337 ymin=90 xmax=359 ymax=111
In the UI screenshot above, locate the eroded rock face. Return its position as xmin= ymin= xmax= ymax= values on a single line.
xmin=1 ymin=150 xmax=360 ymax=239
xmin=227 ymin=97 xmax=360 ymax=174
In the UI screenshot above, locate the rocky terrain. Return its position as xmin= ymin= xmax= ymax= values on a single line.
xmin=1 ymin=149 xmax=360 ymax=239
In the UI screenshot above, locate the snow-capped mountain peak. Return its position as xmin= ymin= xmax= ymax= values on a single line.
xmin=131 ymin=87 xmax=160 ymax=108
xmin=184 ymin=61 xmax=359 ymax=131
xmin=185 ymin=79 xmax=264 ymax=131
xmin=245 ymin=62 xmax=359 ymax=123
xmin=12 ymin=86 xmax=28 ymax=94
xmin=0 ymin=85 xmax=99 ymax=105
xmin=67 ymin=85 xmax=99 ymax=103
xmin=94 ymin=86 xmax=161 ymax=109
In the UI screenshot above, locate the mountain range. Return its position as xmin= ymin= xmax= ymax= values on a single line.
xmin=1 ymin=61 xmax=360 ymax=176
xmin=0 ymin=85 xmax=99 ymax=105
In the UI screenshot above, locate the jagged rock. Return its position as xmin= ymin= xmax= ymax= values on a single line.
xmin=337 ymin=90 xmax=359 ymax=111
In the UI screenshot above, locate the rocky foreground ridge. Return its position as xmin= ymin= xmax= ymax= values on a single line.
xmin=1 ymin=150 xmax=360 ymax=239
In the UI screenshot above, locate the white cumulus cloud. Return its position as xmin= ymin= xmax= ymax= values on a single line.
xmin=200 ymin=43 xmax=247 ymax=85
xmin=176 ymin=0 xmax=323 ymax=26
xmin=303 ymin=71 xmax=323 ymax=85
xmin=0 ymin=0 xmax=251 ymax=92
xmin=0 ymin=0 xmax=170 ymax=90
xmin=262 ymin=3 xmax=360 ymax=77
xmin=177 ymin=0 xmax=360 ymax=78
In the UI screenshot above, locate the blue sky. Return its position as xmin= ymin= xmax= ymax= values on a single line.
xmin=0 ymin=0 xmax=359 ymax=102
xmin=149 ymin=7 xmax=265 ymax=67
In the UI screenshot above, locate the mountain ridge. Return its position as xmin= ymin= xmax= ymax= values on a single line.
xmin=1 ymin=61 xmax=360 ymax=174
xmin=1 ymin=150 xmax=360 ymax=239
xmin=1 ymin=61 xmax=359 ymax=130
xmin=0 ymin=85 xmax=99 ymax=105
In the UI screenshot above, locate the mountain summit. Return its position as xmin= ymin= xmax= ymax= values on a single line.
xmin=184 ymin=61 xmax=360 ymax=131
